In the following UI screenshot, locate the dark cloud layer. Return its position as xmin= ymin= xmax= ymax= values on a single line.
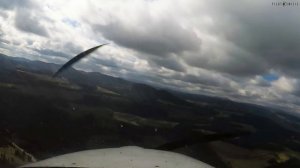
xmin=94 ymin=18 xmax=201 ymax=57
xmin=198 ymin=1 xmax=300 ymax=77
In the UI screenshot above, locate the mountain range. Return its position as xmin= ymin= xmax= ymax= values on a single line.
xmin=0 ymin=53 xmax=300 ymax=168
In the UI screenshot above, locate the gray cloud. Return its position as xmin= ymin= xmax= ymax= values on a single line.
xmin=91 ymin=57 xmax=119 ymax=68
xmin=93 ymin=17 xmax=201 ymax=57
xmin=32 ymin=41 xmax=83 ymax=61
xmin=184 ymin=48 xmax=268 ymax=76
xmin=0 ymin=29 xmax=9 ymax=45
xmin=148 ymin=55 xmax=186 ymax=72
xmin=34 ymin=48 xmax=69 ymax=58
xmin=0 ymin=11 xmax=8 ymax=18
xmin=195 ymin=0 xmax=300 ymax=77
xmin=14 ymin=8 xmax=49 ymax=37
xmin=63 ymin=42 xmax=83 ymax=55
xmin=0 ymin=0 xmax=30 ymax=10
xmin=252 ymin=77 xmax=271 ymax=87
xmin=0 ymin=39 xmax=9 ymax=45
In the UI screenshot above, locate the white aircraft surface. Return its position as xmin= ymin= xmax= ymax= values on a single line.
xmin=21 ymin=146 xmax=214 ymax=168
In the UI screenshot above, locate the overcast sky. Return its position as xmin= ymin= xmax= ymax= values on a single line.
xmin=1 ymin=0 xmax=300 ymax=113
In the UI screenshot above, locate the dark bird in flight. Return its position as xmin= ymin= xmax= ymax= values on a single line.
xmin=52 ymin=43 xmax=108 ymax=78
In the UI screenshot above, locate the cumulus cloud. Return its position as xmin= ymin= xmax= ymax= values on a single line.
xmin=14 ymin=3 xmax=49 ymax=37
xmin=249 ymin=76 xmax=271 ymax=87
xmin=272 ymin=77 xmax=297 ymax=93
xmin=14 ymin=11 xmax=49 ymax=37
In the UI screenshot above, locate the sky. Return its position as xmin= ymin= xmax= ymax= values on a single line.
xmin=0 ymin=0 xmax=300 ymax=113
